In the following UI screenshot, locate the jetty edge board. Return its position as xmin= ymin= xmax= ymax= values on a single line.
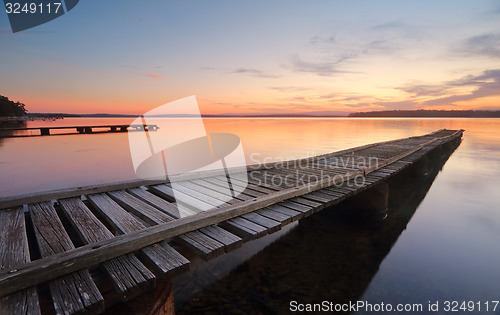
xmin=0 ymin=129 xmax=463 ymax=314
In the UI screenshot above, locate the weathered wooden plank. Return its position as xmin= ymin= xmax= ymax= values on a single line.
xmin=242 ymin=212 xmax=281 ymax=233
xmin=138 ymin=242 xmax=190 ymax=279
xmin=85 ymin=194 xmax=169 ymax=291
xmin=255 ymin=208 xmax=293 ymax=225
xmin=201 ymin=177 xmax=258 ymax=200
xmin=87 ymin=193 xmax=191 ymax=280
xmin=290 ymin=197 xmax=324 ymax=212
xmin=127 ymin=187 xmax=184 ymax=219
xmin=175 ymin=231 xmax=225 ymax=260
xmin=321 ymin=187 xmax=349 ymax=199
xmin=192 ymin=177 xmax=231 ymax=192
xmin=59 ymin=198 xmax=178 ymax=295
xmin=149 ymin=184 xmax=212 ymax=212
xmin=59 ymin=198 xmax=116 ymax=243
xmin=220 ymin=217 xmax=268 ymax=239
xmin=250 ymin=169 xmax=295 ymax=188
xmin=108 ymin=190 xmax=176 ymax=226
xmin=311 ymin=190 xmax=342 ymax=201
xmin=171 ymin=182 xmax=230 ymax=207
xmin=219 ymin=220 xmax=259 ymax=239
xmin=326 ymin=186 xmax=352 ymax=196
xmin=233 ymin=187 xmax=263 ymax=199
xmin=265 ymin=204 xmax=303 ymax=221
xmin=193 ymin=178 xmax=252 ymax=203
xmin=230 ymin=177 xmax=277 ymax=194
xmin=178 ymin=180 xmax=239 ymax=205
xmin=0 ymin=208 xmax=41 ymax=315
xmin=231 ymin=217 xmax=268 ymax=236
xmin=86 ymin=194 xmax=147 ymax=234
xmin=301 ymin=192 xmax=331 ymax=203
xmin=198 ymin=225 xmax=242 ymax=252
xmin=282 ymin=200 xmax=314 ymax=215
xmin=246 ymin=175 xmax=285 ymax=192
xmin=28 ymin=202 xmax=104 ymax=315
xmin=316 ymin=189 xmax=344 ymax=202
xmin=106 ymin=191 xmax=228 ymax=261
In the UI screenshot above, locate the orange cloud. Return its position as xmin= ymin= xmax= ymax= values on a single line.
xmin=144 ymin=72 xmax=168 ymax=80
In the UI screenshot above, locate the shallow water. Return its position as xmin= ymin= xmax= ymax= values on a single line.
xmin=1 ymin=117 xmax=499 ymax=313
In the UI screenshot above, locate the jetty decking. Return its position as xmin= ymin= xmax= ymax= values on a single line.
xmin=0 ymin=124 xmax=159 ymax=137
xmin=0 ymin=129 xmax=463 ymax=315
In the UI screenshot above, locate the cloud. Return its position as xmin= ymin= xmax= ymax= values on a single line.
xmin=309 ymin=34 xmax=336 ymax=45
xmin=371 ymin=21 xmax=406 ymax=30
xmin=230 ymin=68 xmax=280 ymax=78
xmin=268 ymin=86 xmax=310 ymax=92
xmin=288 ymin=96 xmax=307 ymax=102
xmin=374 ymin=100 xmax=420 ymax=110
xmin=423 ymin=69 xmax=500 ymax=106
xmin=344 ymin=103 xmax=371 ymax=108
xmin=144 ymin=72 xmax=167 ymax=79
xmin=290 ymin=54 xmax=354 ymax=76
xmin=398 ymin=83 xmax=451 ymax=97
xmin=460 ymin=33 xmax=500 ymax=58
xmin=362 ymin=39 xmax=399 ymax=55
xmin=396 ymin=69 xmax=500 ymax=107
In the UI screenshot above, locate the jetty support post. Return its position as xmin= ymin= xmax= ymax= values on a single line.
xmin=349 ymin=181 xmax=389 ymax=221
xmin=40 ymin=128 xmax=50 ymax=136
xmin=428 ymin=143 xmax=443 ymax=162
xmin=412 ymin=155 xmax=429 ymax=178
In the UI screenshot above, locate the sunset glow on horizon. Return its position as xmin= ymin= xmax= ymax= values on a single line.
xmin=1 ymin=1 xmax=500 ymax=115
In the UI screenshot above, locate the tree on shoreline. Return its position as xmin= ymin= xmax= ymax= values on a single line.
xmin=0 ymin=95 xmax=27 ymax=117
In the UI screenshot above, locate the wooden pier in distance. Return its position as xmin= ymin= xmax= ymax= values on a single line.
xmin=0 ymin=129 xmax=463 ymax=315
xmin=0 ymin=124 xmax=159 ymax=137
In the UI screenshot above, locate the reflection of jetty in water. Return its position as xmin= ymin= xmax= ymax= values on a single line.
xmin=175 ymin=138 xmax=461 ymax=314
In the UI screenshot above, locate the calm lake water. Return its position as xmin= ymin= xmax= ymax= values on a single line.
xmin=1 ymin=117 xmax=499 ymax=313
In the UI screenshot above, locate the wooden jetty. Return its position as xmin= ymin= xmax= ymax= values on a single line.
xmin=0 ymin=124 xmax=159 ymax=137
xmin=178 ymin=145 xmax=461 ymax=314
xmin=0 ymin=129 xmax=463 ymax=314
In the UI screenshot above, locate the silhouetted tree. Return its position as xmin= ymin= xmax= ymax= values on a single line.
xmin=0 ymin=95 xmax=27 ymax=116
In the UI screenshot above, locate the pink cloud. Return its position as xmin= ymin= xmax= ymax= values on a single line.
xmin=144 ymin=72 xmax=167 ymax=79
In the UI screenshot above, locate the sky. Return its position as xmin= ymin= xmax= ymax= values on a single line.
xmin=1 ymin=0 xmax=500 ymax=115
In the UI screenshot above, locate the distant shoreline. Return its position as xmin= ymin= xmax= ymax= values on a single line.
xmin=15 ymin=109 xmax=500 ymax=119
xmin=348 ymin=109 xmax=500 ymax=118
